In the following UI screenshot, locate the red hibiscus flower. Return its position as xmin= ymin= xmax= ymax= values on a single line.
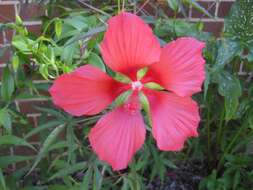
xmin=49 ymin=12 xmax=205 ymax=170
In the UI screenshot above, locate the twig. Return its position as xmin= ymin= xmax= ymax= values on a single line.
xmin=135 ymin=0 xmax=150 ymax=14
xmin=77 ymin=0 xmax=110 ymax=17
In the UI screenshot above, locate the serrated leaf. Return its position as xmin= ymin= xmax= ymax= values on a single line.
xmin=26 ymin=124 xmax=66 ymax=176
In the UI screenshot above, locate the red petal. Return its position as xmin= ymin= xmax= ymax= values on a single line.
xmin=146 ymin=90 xmax=200 ymax=151
xmin=89 ymin=103 xmax=146 ymax=170
xmin=144 ymin=37 xmax=205 ymax=97
xmin=49 ymin=65 xmax=125 ymax=116
xmin=101 ymin=12 xmax=161 ymax=80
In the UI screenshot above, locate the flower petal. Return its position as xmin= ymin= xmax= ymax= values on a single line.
xmin=89 ymin=102 xmax=146 ymax=170
xmin=145 ymin=37 xmax=205 ymax=97
xmin=101 ymin=12 xmax=161 ymax=79
xmin=49 ymin=65 xmax=125 ymax=116
xmin=146 ymin=90 xmax=200 ymax=151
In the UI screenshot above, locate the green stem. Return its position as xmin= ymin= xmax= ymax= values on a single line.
xmin=217 ymin=107 xmax=225 ymax=148
xmin=117 ymin=0 xmax=121 ymax=13
xmin=207 ymin=105 xmax=211 ymax=165
xmin=217 ymin=122 xmax=246 ymax=171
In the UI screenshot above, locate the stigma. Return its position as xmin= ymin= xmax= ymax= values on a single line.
xmin=131 ymin=81 xmax=143 ymax=91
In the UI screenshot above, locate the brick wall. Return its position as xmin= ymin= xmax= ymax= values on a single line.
xmin=0 ymin=0 xmax=235 ymax=127
xmin=0 ymin=0 xmax=46 ymax=128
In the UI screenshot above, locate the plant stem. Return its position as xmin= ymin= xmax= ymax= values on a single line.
xmin=217 ymin=121 xmax=246 ymax=171
xmin=207 ymin=106 xmax=211 ymax=166
xmin=217 ymin=107 xmax=225 ymax=148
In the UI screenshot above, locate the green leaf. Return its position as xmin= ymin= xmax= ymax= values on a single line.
xmin=15 ymin=15 xmax=23 ymax=25
xmin=64 ymin=15 xmax=88 ymax=31
xmin=0 ymin=109 xmax=12 ymax=134
xmin=61 ymin=42 xmax=78 ymax=65
xmin=217 ymin=72 xmax=242 ymax=121
xmin=81 ymin=167 xmax=93 ymax=190
xmin=213 ymin=38 xmax=242 ymax=71
xmin=93 ymin=165 xmax=103 ymax=190
xmin=67 ymin=124 xmax=75 ymax=164
xmin=11 ymin=54 xmax=19 ymax=72
xmin=121 ymin=177 xmax=129 ymax=190
xmin=114 ymin=90 xmax=132 ymax=107
xmin=183 ymin=0 xmax=212 ymax=18
xmin=49 ymin=162 xmax=87 ymax=181
xmin=139 ymin=92 xmax=152 ymax=127
xmin=167 ymin=0 xmax=180 ymax=12
xmin=88 ymin=52 xmax=106 ymax=72
xmin=64 ymin=26 xmax=106 ymax=47
xmin=144 ymin=82 xmax=164 ymax=90
xmin=154 ymin=19 xmax=210 ymax=41
xmin=137 ymin=67 xmax=148 ymax=80
xmin=0 ymin=168 xmax=6 ymax=190
xmin=1 ymin=67 xmax=15 ymax=102
xmin=114 ymin=72 xmax=132 ymax=84
xmin=247 ymin=43 xmax=253 ymax=61
xmin=0 ymin=156 xmax=33 ymax=169
xmin=0 ymin=135 xmax=35 ymax=150
xmin=12 ymin=35 xmax=34 ymax=54
xmin=224 ymin=0 xmax=253 ymax=44
xmin=204 ymin=68 xmax=210 ymax=100
xmin=27 ymin=124 xmax=66 ymax=176
xmin=55 ymin=18 xmax=63 ymax=39
xmin=24 ymin=120 xmax=64 ymax=140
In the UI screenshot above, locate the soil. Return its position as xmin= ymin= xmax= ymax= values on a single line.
xmin=146 ymin=162 xmax=206 ymax=190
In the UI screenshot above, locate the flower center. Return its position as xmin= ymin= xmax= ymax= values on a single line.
xmin=131 ymin=81 xmax=143 ymax=91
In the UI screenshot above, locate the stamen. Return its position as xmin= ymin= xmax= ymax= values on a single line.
xmin=131 ymin=81 xmax=143 ymax=91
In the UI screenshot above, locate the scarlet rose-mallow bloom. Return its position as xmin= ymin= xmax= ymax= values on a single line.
xmin=49 ymin=12 xmax=205 ymax=170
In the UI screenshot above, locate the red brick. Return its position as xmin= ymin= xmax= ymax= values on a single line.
xmin=218 ymin=1 xmax=233 ymax=18
xmin=19 ymin=3 xmax=45 ymax=21
xmin=4 ymin=29 xmax=14 ymax=43
xmin=0 ymin=32 xmax=4 ymax=44
xmin=144 ymin=0 xmax=188 ymax=18
xmin=0 ymin=66 xmax=4 ymax=82
xmin=14 ymin=146 xmax=35 ymax=156
xmin=0 ymin=5 xmax=16 ymax=23
xmin=0 ymin=48 xmax=11 ymax=64
xmin=26 ymin=24 xmax=41 ymax=35
xmin=203 ymin=21 xmax=224 ymax=36
xmin=26 ymin=116 xmax=38 ymax=127
xmin=0 ymin=66 xmax=4 ymax=79
xmin=18 ymin=100 xmax=50 ymax=114
xmin=191 ymin=1 xmax=216 ymax=18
